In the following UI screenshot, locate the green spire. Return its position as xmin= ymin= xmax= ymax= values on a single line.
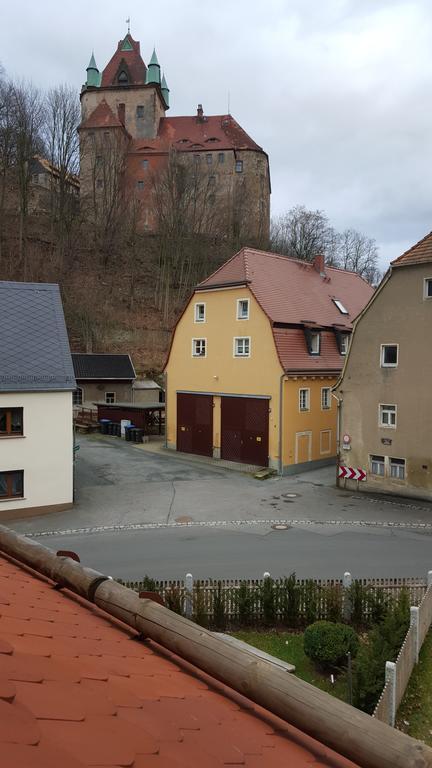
xmin=121 ymin=35 xmax=133 ymax=51
xmin=86 ymin=53 xmax=101 ymax=87
xmin=146 ymin=48 xmax=161 ymax=85
xmin=161 ymin=73 xmax=170 ymax=108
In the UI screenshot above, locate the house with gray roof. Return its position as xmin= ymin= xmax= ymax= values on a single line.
xmin=71 ymin=353 xmax=136 ymax=409
xmin=0 ymin=281 xmax=75 ymax=519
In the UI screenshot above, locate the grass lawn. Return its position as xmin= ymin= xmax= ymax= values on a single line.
xmin=396 ymin=632 xmax=432 ymax=745
xmin=233 ymin=630 xmax=351 ymax=703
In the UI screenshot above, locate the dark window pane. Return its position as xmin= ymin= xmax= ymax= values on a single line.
xmin=0 ymin=474 xmax=7 ymax=496
xmin=12 ymin=472 xmax=23 ymax=497
xmin=11 ymin=409 xmax=22 ymax=433
xmin=427 ymin=280 xmax=432 ymax=297
xmin=383 ymin=345 xmax=398 ymax=365
xmin=0 ymin=410 xmax=6 ymax=433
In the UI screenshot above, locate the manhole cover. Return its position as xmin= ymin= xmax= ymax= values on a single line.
xmin=175 ymin=516 xmax=193 ymax=523
xmin=282 ymin=492 xmax=299 ymax=499
xmin=272 ymin=523 xmax=291 ymax=531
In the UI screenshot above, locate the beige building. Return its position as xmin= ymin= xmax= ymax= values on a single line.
xmin=72 ymin=353 xmax=136 ymax=410
xmin=335 ymin=231 xmax=432 ymax=499
xmin=0 ymin=282 xmax=75 ymax=519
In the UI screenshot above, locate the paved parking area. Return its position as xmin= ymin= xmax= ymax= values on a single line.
xmin=10 ymin=433 xmax=432 ymax=536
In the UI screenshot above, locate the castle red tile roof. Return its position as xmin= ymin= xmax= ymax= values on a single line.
xmin=0 ymin=552 xmax=358 ymax=768
xmin=131 ymin=114 xmax=264 ymax=154
xmin=391 ymin=230 xmax=432 ymax=267
xmin=79 ymin=100 xmax=124 ymax=130
xmin=101 ymin=34 xmax=147 ymax=87
xmin=197 ymin=248 xmax=374 ymax=372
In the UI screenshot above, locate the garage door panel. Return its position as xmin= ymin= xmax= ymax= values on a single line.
xmin=221 ymin=397 xmax=269 ymax=467
xmin=177 ymin=394 xmax=213 ymax=457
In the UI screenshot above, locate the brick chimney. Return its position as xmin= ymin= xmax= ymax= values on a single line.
xmin=313 ymin=253 xmax=325 ymax=276
xmin=197 ymin=104 xmax=204 ymax=122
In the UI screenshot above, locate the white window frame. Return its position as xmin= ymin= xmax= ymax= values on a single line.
xmin=310 ymin=332 xmax=320 ymax=355
xmin=321 ymin=387 xmax=331 ymax=410
xmin=380 ymin=343 xmax=399 ymax=368
xmin=299 ymin=388 xmax=310 ymax=412
xmin=73 ymin=387 xmax=83 ymax=406
xmin=340 ymin=334 xmax=349 ymax=355
xmin=194 ymin=302 xmax=206 ymax=323
xmin=370 ymin=454 xmax=385 ymax=476
xmin=320 ymin=429 xmax=332 ymax=455
xmin=424 ymin=277 xmax=432 ymax=299
xmin=105 ymin=391 xmax=116 ymax=404
xmin=390 ymin=457 xmax=406 ymax=480
xmin=237 ymin=298 xmax=249 ymax=320
xmin=379 ymin=403 xmax=397 ymax=429
xmin=192 ymin=338 xmax=207 ymax=358
xmin=233 ymin=336 xmax=251 ymax=357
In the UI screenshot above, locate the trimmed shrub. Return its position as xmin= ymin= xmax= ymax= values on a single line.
xmin=261 ymin=576 xmax=277 ymax=626
xmin=280 ymin=573 xmax=301 ymax=627
xmin=304 ymin=621 xmax=359 ymax=669
xmin=164 ymin=585 xmax=183 ymax=615
xmin=212 ymin=580 xmax=226 ymax=630
xmin=237 ymin=581 xmax=254 ymax=626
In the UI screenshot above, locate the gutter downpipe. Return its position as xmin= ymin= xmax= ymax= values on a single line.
xmin=278 ymin=372 xmax=287 ymax=476
xmin=332 ymin=391 xmax=342 ymax=488
xmin=164 ymin=372 xmax=168 ymax=448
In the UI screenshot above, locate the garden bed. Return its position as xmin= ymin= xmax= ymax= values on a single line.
xmin=396 ymin=632 xmax=432 ymax=745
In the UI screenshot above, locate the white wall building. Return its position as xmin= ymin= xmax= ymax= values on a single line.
xmin=0 ymin=281 xmax=75 ymax=519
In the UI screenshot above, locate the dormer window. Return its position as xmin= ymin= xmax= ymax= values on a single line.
xmin=340 ymin=334 xmax=349 ymax=355
xmin=310 ymin=332 xmax=320 ymax=355
xmin=118 ymin=71 xmax=128 ymax=84
xmin=332 ymin=298 xmax=349 ymax=314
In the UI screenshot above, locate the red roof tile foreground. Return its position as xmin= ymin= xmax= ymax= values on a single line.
xmin=274 ymin=329 xmax=344 ymax=372
xmin=0 ymin=553 xmax=358 ymax=768
xmin=79 ymin=100 xmax=124 ymax=131
xmin=101 ymin=34 xmax=147 ymax=87
xmin=131 ymin=114 xmax=263 ymax=154
xmin=391 ymin=230 xmax=432 ymax=267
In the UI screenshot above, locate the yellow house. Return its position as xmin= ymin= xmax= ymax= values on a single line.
xmin=165 ymin=248 xmax=373 ymax=472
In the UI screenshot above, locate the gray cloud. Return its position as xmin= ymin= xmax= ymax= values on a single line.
xmin=2 ymin=0 xmax=432 ymax=269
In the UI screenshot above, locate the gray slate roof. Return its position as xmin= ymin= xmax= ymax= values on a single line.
xmin=0 ymin=281 xmax=76 ymax=392
xmin=72 ymin=354 xmax=136 ymax=380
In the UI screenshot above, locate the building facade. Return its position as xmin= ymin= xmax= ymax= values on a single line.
xmin=165 ymin=248 xmax=373 ymax=472
xmin=72 ymin=353 xmax=136 ymax=410
xmin=0 ymin=282 xmax=75 ymax=519
xmin=79 ymin=33 xmax=270 ymax=242
xmin=335 ymin=231 xmax=432 ymax=500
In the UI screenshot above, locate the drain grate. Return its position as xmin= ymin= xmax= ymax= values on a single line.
xmin=272 ymin=523 xmax=291 ymax=531
xmin=282 ymin=492 xmax=299 ymax=499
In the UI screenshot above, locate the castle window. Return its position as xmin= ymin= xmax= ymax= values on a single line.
xmin=137 ymin=180 xmax=144 ymax=190
xmin=209 ymin=175 xmax=216 ymax=185
xmin=206 ymin=154 xmax=212 ymax=165
xmin=235 ymin=160 xmax=243 ymax=173
xmin=193 ymin=154 xmax=201 ymax=163
xmin=95 ymin=155 xmax=102 ymax=166
xmin=142 ymin=159 xmax=149 ymax=170
xmin=96 ymin=179 xmax=103 ymax=189
xmin=218 ymin=152 xmax=225 ymax=163
xmin=136 ymin=105 xmax=144 ymax=118
xmin=118 ymin=71 xmax=128 ymax=84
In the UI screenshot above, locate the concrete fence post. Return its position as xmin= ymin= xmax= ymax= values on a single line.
xmin=343 ymin=571 xmax=352 ymax=622
xmin=263 ymin=571 xmax=271 ymax=579
xmin=410 ymin=606 xmax=420 ymax=664
xmin=185 ymin=572 xmax=194 ymax=619
xmin=385 ymin=661 xmax=397 ymax=727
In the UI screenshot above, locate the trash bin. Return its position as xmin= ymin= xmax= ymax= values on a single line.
xmin=125 ymin=425 xmax=135 ymax=441
xmin=99 ymin=419 xmax=111 ymax=435
xmin=114 ymin=423 xmax=121 ymax=437
xmin=134 ymin=428 xmax=144 ymax=443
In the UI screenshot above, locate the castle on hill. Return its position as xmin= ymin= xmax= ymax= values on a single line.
xmin=79 ymin=32 xmax=270 ymax=242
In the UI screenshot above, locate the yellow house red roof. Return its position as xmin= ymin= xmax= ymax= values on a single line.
xmin=0 ymin=552 xmax=359 ymax=768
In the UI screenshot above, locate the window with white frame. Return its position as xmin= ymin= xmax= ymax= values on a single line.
xmin=321 ymin=387 xmax=331 ymax=410
xmin=73 ymin=388 xmax=83 ymax=406
xmin=105 ymin=392 xmax=116 ymax=404
xmin=379 ymin=404 xmax=397 ymax=428
xmin=237 ymin=299 xmax=249 ymax=320
xmin=332 ymin=298 xmax=349 ymax=314
xmin=370 ymin=455 xmax=385 ymax=476
xmin=380 ymin=344 xmax=398 ymax=367
xmin=299 ymin=388 xmax=310 ymax=411
xmin=310 ymin=332 xmax=320 ymax=355
xmin=424 ymin=278 xmax=432 ymax=299
xmin=194 ymin=303 xmax=206 ymax=322
xmin=234 ymin=337 xmax=250 ymax=357
xmin=390 ymin=457 xmax=405 ymax=479
xmin=340 ymin=334 xmax=349 ymax=355
xmin=192 ymin=338 xmax=206 ymax=357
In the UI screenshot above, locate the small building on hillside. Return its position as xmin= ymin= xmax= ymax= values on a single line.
xmin=335 ymin=231 xmax=432 ymax=500
xmin=133 ymin=377 xmax=164 ymax=404
xmin=0 ymin=281 xmax=75 ymax=519
xmin=72 ymin=353 xmax=136 ymax=409
xmin=165 ymin=248 xmax=373 ymax=472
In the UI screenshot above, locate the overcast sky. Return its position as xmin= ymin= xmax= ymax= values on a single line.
xmin=2 ymin=0 xmax=432 ymax=269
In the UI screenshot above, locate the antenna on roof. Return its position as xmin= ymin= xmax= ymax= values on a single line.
xmin=125 ymin=16 xmax=131 ymax=34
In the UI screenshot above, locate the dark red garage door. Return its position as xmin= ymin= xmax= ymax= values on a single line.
xmin=221 ymin=397 xmax=269 ymax=466
xmin=176 ymin=393 xmax=213 ymax=457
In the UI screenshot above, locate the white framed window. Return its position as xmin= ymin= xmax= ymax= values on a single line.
xmin=390 ymin=457 xmax=405 ymax=480
xmin=194 ymin=302 xmax=206 ymax=323
xmin=235 ymin=160 xmax=243 ymax=173
xmin=105 ymin=392 xmax=116 ymax=404
xmin=424 ymin=278 xmax=432 ymax=299
xmin=234 ymin=336 xmax=250 ymax=357
xmin=370 ymin=455 xmax=385 ymax=476
xmin=321 ymin=387 xmax=331 ymax=410
xmin=73 ymin=387 xmax=83 ymax=406
xmin=192 ymin=338 xmax=207 ymax=357
xmin=332 ymin=298 xmax=349 ymax=314
xmin=380 ymin=344 xmax=398 ymax=367
xmin=299 ymin=388 xmax=310 ymax=412
xmin=237 ymin=298 xmax=249 ymax=320
xmin=379 ymin=403 xmax=397 ymax=428
xmin=340 ymin=334 xmax=349 ymax=355
xmin=320 ymin=429 xmax=332 ymax=454
xmin=310 ymin=332 xmax=320 ymax=355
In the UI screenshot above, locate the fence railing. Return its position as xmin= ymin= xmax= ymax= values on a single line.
xmin=120 ymin=571 xmax=427 ymax=627
xmin=373 ymin=571 xmax=432 ymax=726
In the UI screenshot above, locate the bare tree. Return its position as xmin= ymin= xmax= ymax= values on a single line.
xmin=270 ymin=205 xmax=339 ymax=263
xmin=0 ymin=72 xmax=16 ymax=263
xmin=337 ymin=228 xmax=380 ymax=284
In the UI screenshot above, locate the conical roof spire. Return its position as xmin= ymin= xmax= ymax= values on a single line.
xmin=87 ymin=52 xmax=98 ymax=70
xmin=161 ymin=73 xmax=170 ymax=108
xmin=86 ymin=52 xmax=101 ymax=87
xmin=146 ymin=48 xmax=161 ymax=85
